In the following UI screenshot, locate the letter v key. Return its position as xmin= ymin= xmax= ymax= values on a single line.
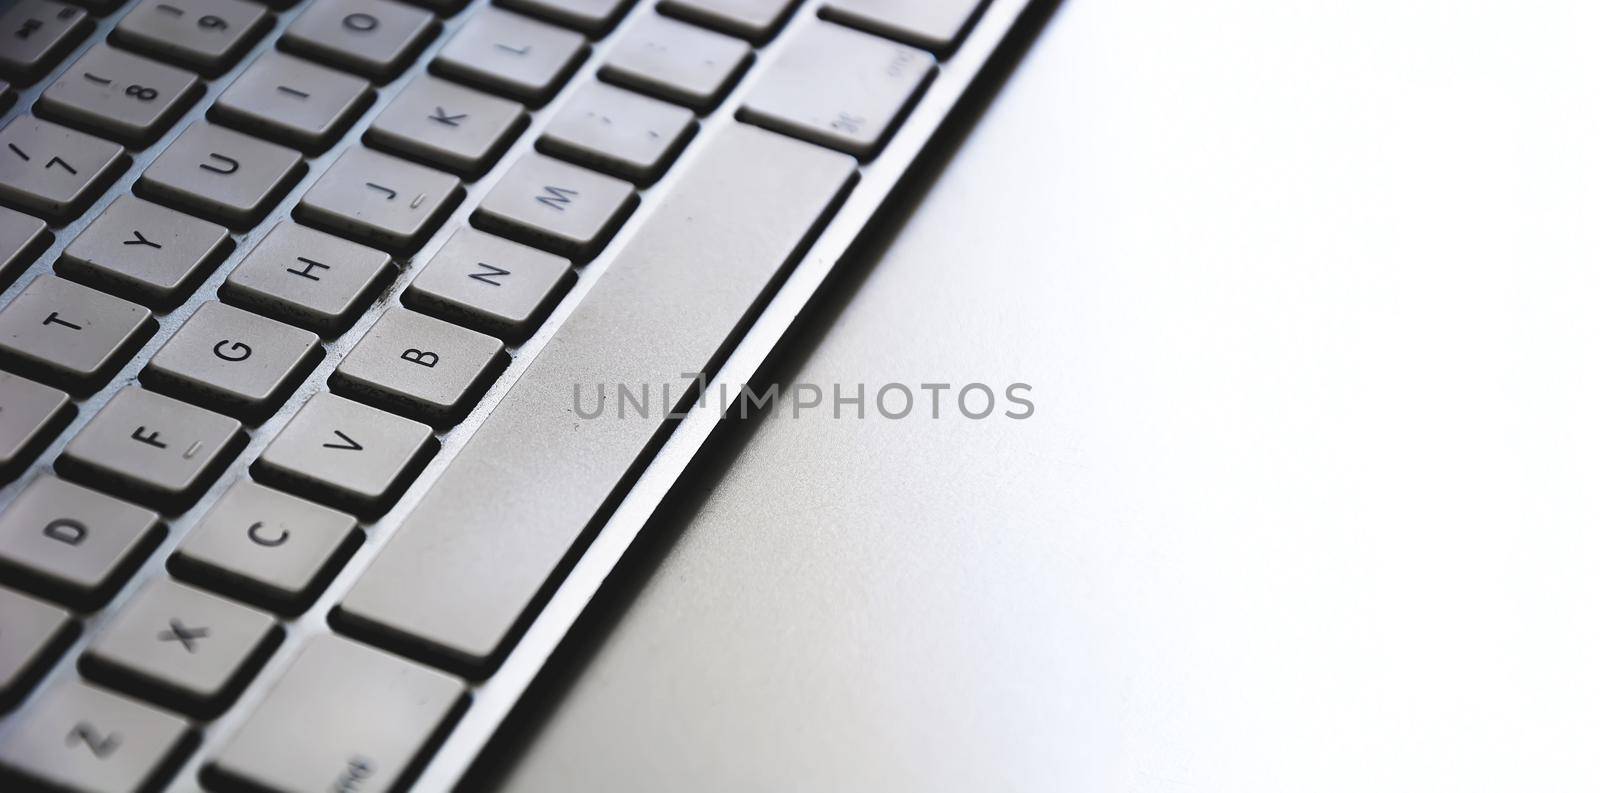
xmin=323 ymin=430 xmax=363 ymax=451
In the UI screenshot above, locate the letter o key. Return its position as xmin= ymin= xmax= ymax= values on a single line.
xmin=213 ymin=339 xmax=251 ymax=362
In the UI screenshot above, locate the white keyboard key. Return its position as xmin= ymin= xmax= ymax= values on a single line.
xmin=0 ymin=115 xmax=127 ymax=222
xmin=822 ymin=0 xmax=983 ymax=56
xmin=0 ymin=372 xmax=74 ymax=480
xmin=0 ymin=678 xmax=195 ymax=793
xmin=366 ymin=74 xmax=526 ymax=176
xmin=601 ymin=12 xmax=751 ymax=112
xmin=143 ymin=301 xmax=323 ymax=421
xmin=405 ymin=227 xmax=573 ymax=339
xmin=138 ymin=121 xmax=307 ymax=228
xmin=659 ymin=0 xmax=797 ymax=41
xmin=431 ymin=7 xmax=586 ymax=106
xmin=499 ymin=0 xmax=631 ymax=35
xmin=0 ymin=476 xmax=162 ymax=609
xmin=172 ymin=480 xmax=359 ymax=613
xmin=296 ymin=146 xmax=462 ymax=252
xmin=222 ymin=222 xmax=395 ymax=335
xmin=339 ymin=124 xmax=856 ymax=672
xmin=331 ymin=306 xmax=505 ymax=425
xmin=114 ymin=0 xmax=272 ymax=75
xmin=207 ymin=635 xmax=464 ymax=793
xmin=38 ymin=44 xmax=202 ymax=146
xmin=254 ymin=392 xmax=435 ymax=516
xmin=0 ymin=0 xmax=92 ymax=82
xmin=58 ymin=196 xmax=232 ymax=309
xmin=473 ymin=152 xmax=635 ymax=260
xmin=0 ymin=275 xmax=155 ymax=394
xmin=0 ymin=205 xmax=50 ymax=287
xmin=538 ymin=80 xmax=696 ymax=184
xmin=282 ymin=0 xmax=437 ymax=82
xmin=740 ymin=20 xmax=935 ymax=158
xmin=214 ymin=52 xmax=375 ymax=152
xmin=0 ymin=585 xmax=74 ymax=710
xmin=83 ymin=577 xmax=279 ymax=717
xmin=60 ymin=387 xmax=246 ymax=510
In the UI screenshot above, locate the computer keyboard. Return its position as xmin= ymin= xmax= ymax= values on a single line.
xmin=0 ymin=0 xmax=1030 ymax=788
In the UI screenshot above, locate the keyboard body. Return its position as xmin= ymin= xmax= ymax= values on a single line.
xmin=0 ymin=0 xmax=1042 ymax=788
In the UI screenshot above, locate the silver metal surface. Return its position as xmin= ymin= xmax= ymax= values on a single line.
xmin=486 ymin=0 xmax=1600 ymax=790
xmin=0 ymin=0 xmax=1039 ymax=787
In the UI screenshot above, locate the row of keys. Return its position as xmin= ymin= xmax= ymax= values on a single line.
xmin=0 ymin=632 xmax=461 ymax=793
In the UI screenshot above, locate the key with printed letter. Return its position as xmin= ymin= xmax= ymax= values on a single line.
xmin=0 ymin=372 xmax=74 ymax=481
xmin=404 ymin=227 xmax=574 ymax=339
xmin=222 ymin=222 xmax=395 ymax=335
xmin=538 ymin=81 xmax=696 ymax=185
xmin=0 ymin=678 xmax=196 ymax=793
xmin=58 ymin=196 xmax=233 ymax=309
xmin=338 ymin=124 xmax=857 ymax=673
xmin=143 ymin=301 xmax=323 ymax=421
xmin=206 ymin=635 xmax=464 ymax=793
xmin=296 ymin=146 xmax=462 ymax=252
xmin=59 ymin=387 xmax=247 ymax=511
xmin=473 ymin=152 xmax=637 ymax=261
xmin=0 ymin=586 xmax=75 ymax=710
xmin=38 ymin=44 xmax=202 ymax=147
xmin=282 ymin=0 xmax=437 ymax=82
xmin=212 ymin=52 xmax=374 ymax=153
xmin=366 ymin=75 xmax=526 ymax=177
xmin=82 ymin=577 xmax=280 ymax=717
xmin=431 ymin=7 xmax=587 ymax=106
xmin=0 ymin=275 xmax=156 ymax=394
xmin=0 ymin=476 xmax=163 ymax=609
xmin=139 ymin=121 xmax=307 ymax=229
xmin=740 ymin=20 xmax=935 ymax=159
xmin=0 ymin=0 xmax=92 ymax=83
xmin=172 ymin=480 xmax=360 ymax=613
xmin=114 ymin=0 xmax=271 ymax=76
xmin=0 ymin=115 xmax=127 ymax=222
xmin=254 ymin=392 xmax=436 ymax=517
xmin=331 ymin=306 xmax=506 ymax=425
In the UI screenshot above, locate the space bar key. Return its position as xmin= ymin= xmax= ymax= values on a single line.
xmin=337 ymin=124 xmax=858 ymax=674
